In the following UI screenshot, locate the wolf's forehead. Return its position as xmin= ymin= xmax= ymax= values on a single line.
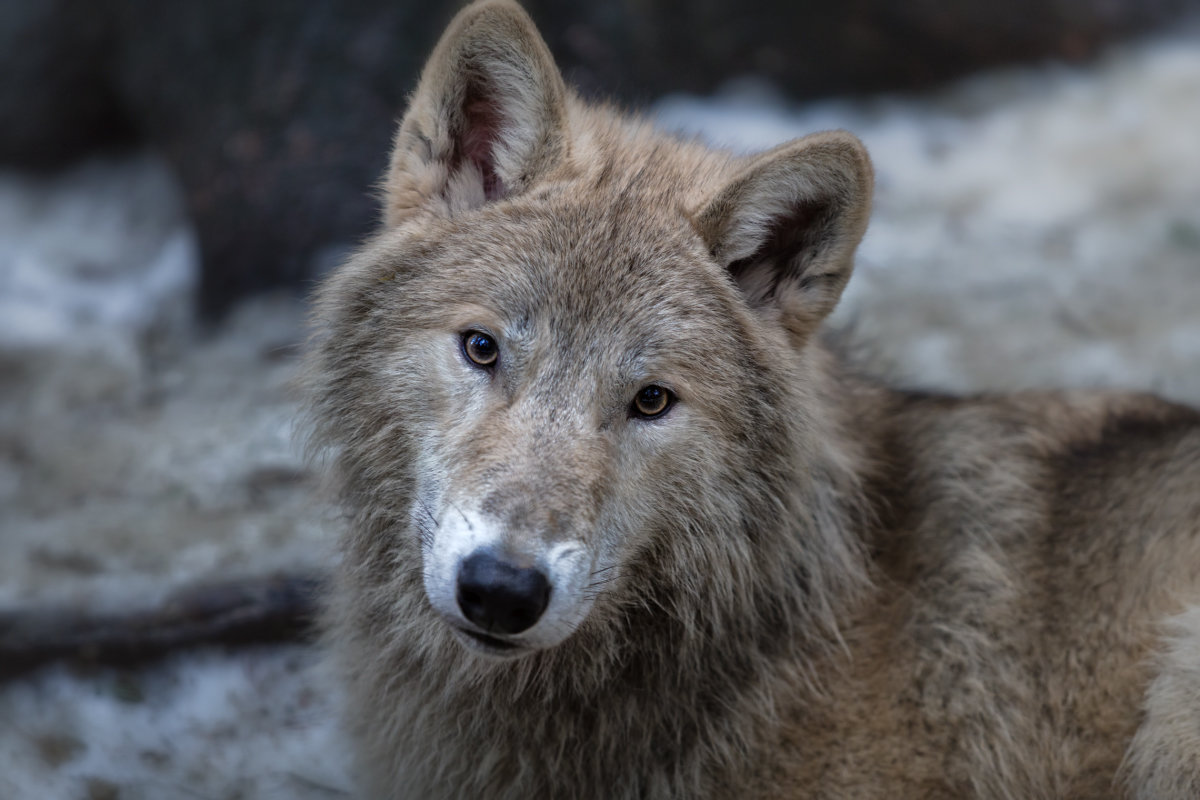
xmin=519 ymin=235 xmax=727 ymax=332
xmin=454 ymin=200 xmax=727 ymax=315
xmin=503 ymin=265 xmax=723 ymax=349
xmin=414 ymin=194 xmax=746 ymax=371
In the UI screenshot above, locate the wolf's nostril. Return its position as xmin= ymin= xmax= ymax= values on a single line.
xmin=456 ymin=550 xmax=551 ymax=635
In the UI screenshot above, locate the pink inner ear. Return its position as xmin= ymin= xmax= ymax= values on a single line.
xmin=458 ymin=86 xmax=507 ymax=201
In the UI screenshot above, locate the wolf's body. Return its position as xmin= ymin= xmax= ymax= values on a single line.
xmin=306 ymin=2 xmax=1200 ymax=797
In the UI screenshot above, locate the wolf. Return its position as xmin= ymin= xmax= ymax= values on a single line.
xmin=305 ymin=1 xmax=1200 ymax=797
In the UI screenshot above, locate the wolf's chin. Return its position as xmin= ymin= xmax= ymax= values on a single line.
xmin=451 ymin=626 xmax=536 ymax=659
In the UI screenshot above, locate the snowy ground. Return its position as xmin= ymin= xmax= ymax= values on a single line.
xmin=2 ymin=21 xmax=1199 ymax=798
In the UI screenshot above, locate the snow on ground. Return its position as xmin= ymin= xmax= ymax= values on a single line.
xmin=2 ymin=21 xmax=1199 ymax=798
xmin=0 ymin=157 xmax=333 ymax=613
xmin=0 ymin=647 xmax=351 ymax=800
xmin=0 ymin=159 xmax=350 ymax=796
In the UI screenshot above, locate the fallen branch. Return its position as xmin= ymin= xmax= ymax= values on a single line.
xmin=0 ymin=571 xmax=324 ymax=681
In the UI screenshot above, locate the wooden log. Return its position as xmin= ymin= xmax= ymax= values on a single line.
xmin=0 ymin=571 xmax=323 ymax=680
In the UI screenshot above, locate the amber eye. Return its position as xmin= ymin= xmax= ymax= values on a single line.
xmin=632 ymin=385 xmax=674 ymax=419
xmin=462 ymin=331 xmax=499 ymax=367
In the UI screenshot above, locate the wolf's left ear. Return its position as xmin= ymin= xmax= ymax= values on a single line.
xmin=384 ymin=0 xmax=569 ymax=225
xmin=695 ymin=131 xmax=873 ymax=341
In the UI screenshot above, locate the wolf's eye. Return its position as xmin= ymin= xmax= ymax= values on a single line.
xmin=462 ymin=331 xmax=499 ymax=367
xmin=631 ymin=385 xmax=674 ymax=419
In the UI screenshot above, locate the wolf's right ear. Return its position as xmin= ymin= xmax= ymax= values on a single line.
xmin=695 ymin=131 xmax=873 ymax=344
xmin=383 ymin=0 xmax=569 ymax=225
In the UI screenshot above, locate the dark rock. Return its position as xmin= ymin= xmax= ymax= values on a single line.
xmin=1 ymin=0 xmax=1194 ymax=315
xmin=108 ymin=0 xmax=454 ymax=314
xmin=0 ymin=0 xmax=137 ymax=169
xmin=531 ymin=0 xmax=1198 ymax=101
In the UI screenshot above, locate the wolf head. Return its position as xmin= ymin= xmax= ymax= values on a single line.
xmin=311 ymin=0 xmax=872 ymax=662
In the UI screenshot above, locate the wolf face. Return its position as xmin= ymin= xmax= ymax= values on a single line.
xmin=405 ymin=224 xmax=738 ymax=657
xmin=348 ymin=194 xmax=801 ymax=657
xmin=311 ymin=0 xmax=871 ymax=662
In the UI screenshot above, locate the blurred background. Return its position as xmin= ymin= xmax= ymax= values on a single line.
xmin=2 ymin=0 xmax=1199 ymax=797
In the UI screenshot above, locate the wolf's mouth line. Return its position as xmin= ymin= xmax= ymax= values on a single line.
xmin=457 ymin=627 xmax=522 ymax=650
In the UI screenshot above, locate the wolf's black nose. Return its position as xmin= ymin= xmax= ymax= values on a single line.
xmin=456 ymin=550 xmax=551 ymax=635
